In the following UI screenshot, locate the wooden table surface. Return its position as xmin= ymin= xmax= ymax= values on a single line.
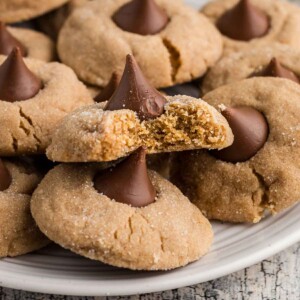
xmin=1 ymin=242 xmax=299 ymax=300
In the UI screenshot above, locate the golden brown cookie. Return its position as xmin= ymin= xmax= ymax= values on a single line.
xmin=5 ymin=25 xmax=55 ymax=61
xmin=31 ymin=163 xmax=213 ymax=270
xmin=46 ymin=96 xmax=233 ymax=162
xmin=57 ymin=0 xmax=223 ymax=88
xmin=47 ymin=54 xmax=233 ymax=163
xmin=0 ymin=50 xmax=93 ymax=156
xmin=202 ymin=44 xmax=300 ymax=94
xmin=201 ymin=0 xmax=300 ymax=54
xmin=0 ymin=0 xmax=70 ymax=23
xmin=171 ymin=77 xmax=300 ymax=223
xmin=0 ymin=157 xmax=49 ymax=257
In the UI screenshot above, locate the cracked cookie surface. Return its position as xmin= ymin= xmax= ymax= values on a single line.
xmin=0 ymin=158 xmax=49 ymax=257
xmin=0 ymin=55 xmax=93 ymax=156
xmin=31 ymin=163 xmax=213 ymax=270
xmin=7 ymin=26 xmax=55 ymax=62
xmin=57 ymin=0 xmax=223 ymax=88
xmin=0 ymin=0 xmax=70 ymax=23
xmin=46 ymin=95 xmax=233 ymax=162
xmin=171 ymin=78 xmax=300 ymax=223
xmin=201 ymin=0 xmax=300 ymax=54
xmin=202 ymin=44 xmax=300 ymax=94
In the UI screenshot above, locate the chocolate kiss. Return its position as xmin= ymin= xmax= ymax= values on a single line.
xmin=0 ymin=47 xmax=42 ymax=102
xmin=212 ymin=106 xmax=269 ymax=163
xmin=94 ymin=147 xmax=156 ymax=207
xmin=0 ymin=159 xmax=12 ymax=191
xmin=105 ymin=54 xmax=167 ymax=120
xmin=216 ymin=0 xmax=269 ymax=41
xmin=94 ymin=72 xmax=121 ymax=103
xmin=259 ymin=58 xmax=300 ymax=84
xmin=112 ymin=0 xmax=169 ymax=35
xmin=0 ymin=22 xmax=27 ymax=57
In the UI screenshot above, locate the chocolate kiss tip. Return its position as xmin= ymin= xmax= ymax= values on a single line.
xmin=211 ymin=106 xmax=269 ymax=163
xmin=0 ymin=47 xmax=42 ymax=102
xmin=94 ymin=147 xmax=156 ymax=207
xmin=113 ymin=0 xmax=169 ymax=35
xmin=0 ymin=22 xmax=27 ymax=57
xmin=259 ymin=58 xmax=300 ymax=84
xmin=217 ymin=0 xmax=269 ymax=41
xmin=104 ymin=54 xmax=167 ymax=120
xmin=94 ymin=72 xmax=121 ymax=103
xmin=0 ymin=159 xmax=12 ymax=191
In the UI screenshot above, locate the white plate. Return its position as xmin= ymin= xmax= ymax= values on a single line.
xmin=1 ymin=0 xmax=300 ymax=297
xmin=1 ymin=203 xmax=300 ymax=296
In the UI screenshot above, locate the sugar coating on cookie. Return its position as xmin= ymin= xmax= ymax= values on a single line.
xmin=201 ymin=0 xmax=300 ymax=54
xmin=171 ymin=78 xmax=300 ymax=223
xmin=31 ymin=164 xmax=213 ymax=270
xmin=0 ymin=158 xmax=49 ymax=257
xmin=0 ymin=54 xmax=93 ymax=156
xmin=202 ymin=44 xmax=300 ymax=94
xmin=57 ymin=0 xmax=223 ymax=88
xmin=0 ymin=0 xmax=70 ymax=23
xmin=46 ymin=95 xmax=233 ymax=162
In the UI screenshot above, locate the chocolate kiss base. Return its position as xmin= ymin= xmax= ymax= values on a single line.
xmin=94 ymin=72 xmax=120 ymax=103
xmin=211 ymin=106 xmax=269 ymax=163
xmin=0 ymin=22 xmax=27 ymax=56
xmin=94 ymin=148 xmax=156 ymax=207
xmin=0 ymin=47 xmax=42 ymax=102
xmin=105 ymin=54 xmax=167 ymax=120
xmin=112 ymin=0 xmax=169 ymax=35
xmin=256 ymin=58 xmax=300 ymax=84
xmin=216 ymin=0 xmax=269 ymax=41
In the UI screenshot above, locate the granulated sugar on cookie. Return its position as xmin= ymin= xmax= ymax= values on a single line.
xmin=47 ymin=55 xmax=233 ymax=162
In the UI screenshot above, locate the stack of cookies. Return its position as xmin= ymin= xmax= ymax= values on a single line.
xmin=1 ymin=0 xmax=300 ymax=271
xmin=0 ymin=23 xmax=93 ymax=256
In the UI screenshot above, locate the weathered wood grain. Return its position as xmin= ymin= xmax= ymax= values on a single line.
xmin=1 ymin=242 xmax=299 ymax=300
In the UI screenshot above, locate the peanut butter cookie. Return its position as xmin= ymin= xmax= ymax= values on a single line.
xmin=31 ymin=149 xmax=213 ymax=270
xmin=202 ymin=44 xmax=300 ymax=94
xmin=0 ymin=157 xmax=49 ymax=257
xmin=47 ymin=55 xmax=233 ymax=162
xmin=201 ymin=0 xmax=300 ymax=54
xmin=171 ymin=78 xmax=300 ymax=223
xmin=0 ymin=48 xmax=93 ymax=156
xmin=57 ymin=0 xmax=222 ymax=88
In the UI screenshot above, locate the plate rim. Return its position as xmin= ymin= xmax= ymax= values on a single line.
xmin=0 ymin=208 xmax=300 ymax=297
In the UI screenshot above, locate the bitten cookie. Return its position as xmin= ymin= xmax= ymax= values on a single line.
xmin=0 ymin=0 xmax=70 ymax=23
xmin=1 ymin=23 xmax=55 ymax=62
xmin=202 ymin=44 xmax=300 ymax=94
xmin=201 ymin=0 xmax=300 ymax=54
xmin=57 ymin=0 xmax=223 ymax=88
xmin=171 ymin=77 xmax=300 ymax=223
xmin=0 ymin=157 xmax=49 ymax=257
xmin=31 ymin=149 xmax=213 ymax=270
xmin=0 ymin=48 xmax=93 ymax=156
xmin=47 ymin=55 xmax=233 ymax=162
